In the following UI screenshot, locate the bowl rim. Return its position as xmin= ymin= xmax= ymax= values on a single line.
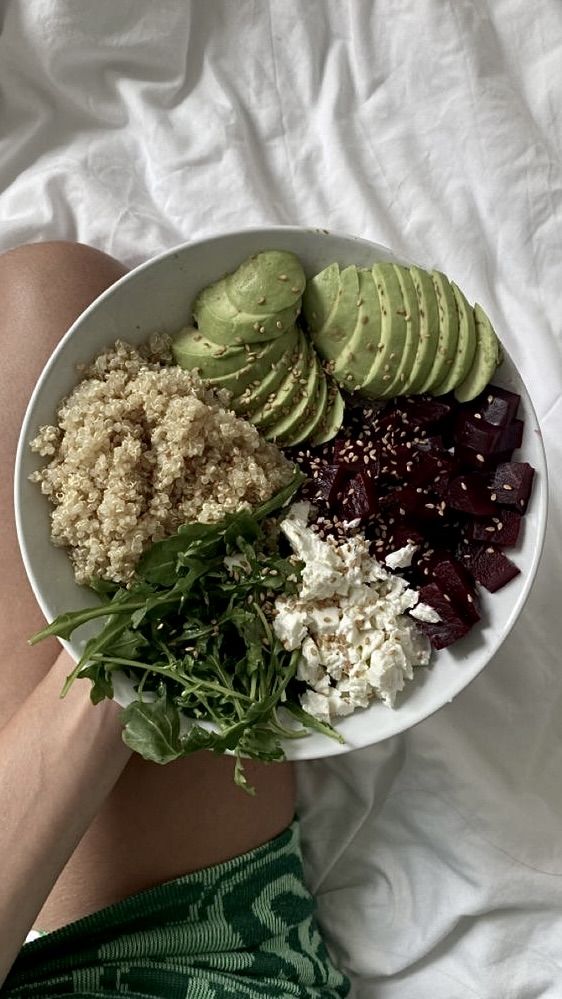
xmin=14 ymin=225 xmax=549 ymax=757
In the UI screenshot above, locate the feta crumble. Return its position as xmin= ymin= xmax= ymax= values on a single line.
xmin=273 ymin=507 xmax=435 ymax=721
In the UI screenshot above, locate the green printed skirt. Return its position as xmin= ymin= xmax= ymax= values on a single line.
xmin=4 ymin=822 xmax=349 ymax=999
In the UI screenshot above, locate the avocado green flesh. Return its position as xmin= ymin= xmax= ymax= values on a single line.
xmin=302 ymin=262 xmax=340 ymax=333
xmin=310 ymin=265 xmax=360 ymax=365
xmin=418 ymin=271 xmax=459 ymax=394
xmin=251 ymin=331 xmax=309 ymax=432
xmin=232 ymin=328 xmax=300 ymax=417
xmin=281 ymin=359 xmax=329 ymax=445
xmin=333 ymin=268 xmax=382 ymax=392
xmin=226 ymin=250 xmax=305 ymax=314
xmin=380 ymin=265 xmax=420 ymax=397
xmin=273 ymin=343 xmax=323 ymax=445
xmin=172 ymin=326 xmax=248 ymax=377
xmin=406 ymin=266 xmax=440 ymax=394
xmin=433 ymin=282 xmax=477 ymax=396
xmin=309 ymin=380 xmax=345 ymax=444
xmin=194 ymin=283 xmax=297 ymax=345
xmin=360 ymin=262 xmax=408 ymax=397
xmin=178 ymin=324 xmax=297 ymax=397
xmin=454 ymin=304 xmax=502 ymax=402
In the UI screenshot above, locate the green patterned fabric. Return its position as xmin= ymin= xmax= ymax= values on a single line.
xmin=3 ymin=822 xmax=349 ymax=998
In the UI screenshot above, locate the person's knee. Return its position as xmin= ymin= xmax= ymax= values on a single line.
xmin=0 ymin=240 xmax=127 ymax=288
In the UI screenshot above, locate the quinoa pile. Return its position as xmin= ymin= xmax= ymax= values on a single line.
xmin=30 ymin=335 xmax=293 ymax=585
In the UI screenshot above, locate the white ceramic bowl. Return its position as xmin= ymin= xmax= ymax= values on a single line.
xmin=15 ymin=227 xmax=548 ymax=760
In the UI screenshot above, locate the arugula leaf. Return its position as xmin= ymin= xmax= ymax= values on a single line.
xmin=120 ymin=691 xmax=182 ymax=764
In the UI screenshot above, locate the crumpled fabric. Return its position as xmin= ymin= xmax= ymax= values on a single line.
xmin=1 ymin=2 xmax=562 ymax=995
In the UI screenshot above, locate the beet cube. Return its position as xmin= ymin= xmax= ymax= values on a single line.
xmin=447 ymin=474 xmax=497 ymax=516
xmin=340 ymin=472 xmax=378 ymax=523
xmin=410 ymin=453 xmax=458 ymax=490
xmin=381 ymin=484 xmax=443 ymax=522
xmin=430 ymin=554 xmax=480 ymax=624
xmin=470 ymin=386 xmax=520 ymax=427
xmin=465 ymin=510 xmax=522 ymax=547
xmin=454 ymin=444 xmax=515 ymax=471
xmin=499 ymin=419 xmax=523 ymax=453
xmin=418 ymin=583 xmax=472 ymax=649
xmin=492 ymin=461 xmax=535 ymax=513
xmin=465 ymin=546 xmax=521 ymax=592
xmin=455 ymin=413 xmax=506 ymax=455
xmin=312 ymin=464 xmax=350 ymax=507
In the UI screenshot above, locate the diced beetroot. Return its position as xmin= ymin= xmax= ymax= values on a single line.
xmin=468 ymin=386 xmax=521 ymax=427
xmin=414 ymin=434 xmax=446 ymax=453
xmin=499 ymin=419 xmax=523 ymax=452
xmin=312 ymin=464 xmax=351 ymax=507
xmin=464 ymin=510 xmax=522 ymax=547
xmin=447 ymin=474 xmax=497 ymax=516
xmin=410 ymin=452 xmax=458 ymax=490
xmin=381 ymin=484 xmax=444 ymax=522
xmin=333 ymin=438 xmax=380 ymax=477
xmin=465 ymin=545 xmax=521 ymax=592
xmin=418 ymin=583 xmax=472 ymax=649
xmin=431 ymin=553 xmax=480 ymax=624
xmin=339 ymin=471 xmax=378 ymax=523
xmin=454 ymin=444 xmax=514 ymax=471
xmin=455 ymin=413 xmax=507 ymax=455
xmin=492 ymin=461 xmax=535 ymax=513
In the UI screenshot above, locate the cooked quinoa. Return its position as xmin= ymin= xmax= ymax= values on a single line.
xmin=30 ymin=335 xmax=293 ymax=585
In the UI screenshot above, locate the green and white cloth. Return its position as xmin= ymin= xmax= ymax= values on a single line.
xmin=4 ymin=822 xmax=349 ymax=998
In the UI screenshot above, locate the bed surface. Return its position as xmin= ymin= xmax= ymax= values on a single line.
xmin=2 ymin=3 xmax=561 ymax=995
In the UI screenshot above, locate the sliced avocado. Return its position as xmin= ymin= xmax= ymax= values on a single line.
xmin=454 ymin=304 xmax=502 ymax=402
xmin=360 ymin=262 xmax=408 ymax=398
xmin=333 ymin=268 xmax=382 ymax=392
xmin=173 ymin=326 xmax=249 ymax=377
xmin=302 ymin=262 xmax=340 ymax=333
xmin=406 ymin=266 xmax=440 ymax=394
xmin=232 ymin=327 xmax=300 ymax=417
xmin=203 ymin=326 xmax=296 ymax=396
xmin=226 ymin=250 xmax=305 ymax=315
xmin=194 ymin=280 xmax=297 ymax=346
xmin=272 ymin=340 xmax=323 ymax=445
xmin=251 ymin=330 xmax=309 ymax=432
xmin=380 ymin=265 xmax=420 ymax=397
xmin=418 ymin=271 xmax=459 ymax=394
xmin=433 ymin=282 xmax=477 ymax=396
xmin=309 ymin=265 xmax=360 ymax=365
xmin=281 ymin=356 xmax=329 ymax=446
xmin=309 ymin=378 xmax=345 ymax=445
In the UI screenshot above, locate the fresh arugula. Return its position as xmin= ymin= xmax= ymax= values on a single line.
xmin=30 ymin=471 xmax=343 ymax=790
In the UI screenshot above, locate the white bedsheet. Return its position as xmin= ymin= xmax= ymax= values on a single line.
xmin=2 ymin=2 xmax=562 ymax=994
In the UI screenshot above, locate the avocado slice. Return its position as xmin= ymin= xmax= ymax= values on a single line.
xmin=406 ymin=266 xmax=440 ymax=394
xmin=433 ymin=282 xmax=477 ymax=396
xmin=273 ymin=340 xmax=323 ymax=445
xmin=232 ymin=327 xmax=300 ymax=417
xmin=454 ymin=304 xmax=502 ymax=402
xmin=380 ymin=265 xmax=420 ymax=397
xmin=302 ymin=262 xmax=340 ymax=333
xmin=333 ymin=268 xmax=382 ymax=392
xmin=309 ymin=378 xmax=345 ymax=445
xmin=281 ymin=356 xmax=329 ymax=446
xmin=418 ymin=271 xmax=459 ymax=394
xmin=251 ymin=330 xmax=309 ymax=432
xmin=201 ymin=325 xmax=296 ymax=397
xmin=194 ymin=279 xmax=297 ymax=346
xmin=226 ymin=250 xmax=305 ymax=315
xmin=173 ymin=326 xmax=250 ymax=377
xmin=360 ymin=262 xmax=408 ymax=398
xmin=309 ymin=265 xmax=360 ymax=365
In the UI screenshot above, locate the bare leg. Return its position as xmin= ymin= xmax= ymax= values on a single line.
xmin=0 ymin=242 xmax=295 ymax=933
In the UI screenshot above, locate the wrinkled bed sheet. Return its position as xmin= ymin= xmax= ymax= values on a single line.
xmin=1 ymin=2 xmax=562 ymax=995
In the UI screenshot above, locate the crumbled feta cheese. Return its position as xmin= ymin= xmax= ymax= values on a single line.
xmin=275 ymin=506 xmax=433 ymax=722
xmin=410 ymin=602 xmax=441 ymax=624
xmin=385 ymin=542 xmax=418 ymax=570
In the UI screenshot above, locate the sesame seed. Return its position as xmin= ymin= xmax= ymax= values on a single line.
xmin=476 ymin=453 xmax=485 ymax=463
xmin=485 ymin=525 xmax=495 ymax=532
xmin=257 ymin=296 xmax=266 ymax=305
xmin=278 ymin=273 xmax=289 ymax=281
xmin=276 ymin=320 xmax=283 ymax=329
xmin=503 ymin=483 xmax=513 ymax=490
xmin=491 ymin=492 xmax=497 ymax=501
xmin=460 ymin=481 xmax=468 ymax=491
